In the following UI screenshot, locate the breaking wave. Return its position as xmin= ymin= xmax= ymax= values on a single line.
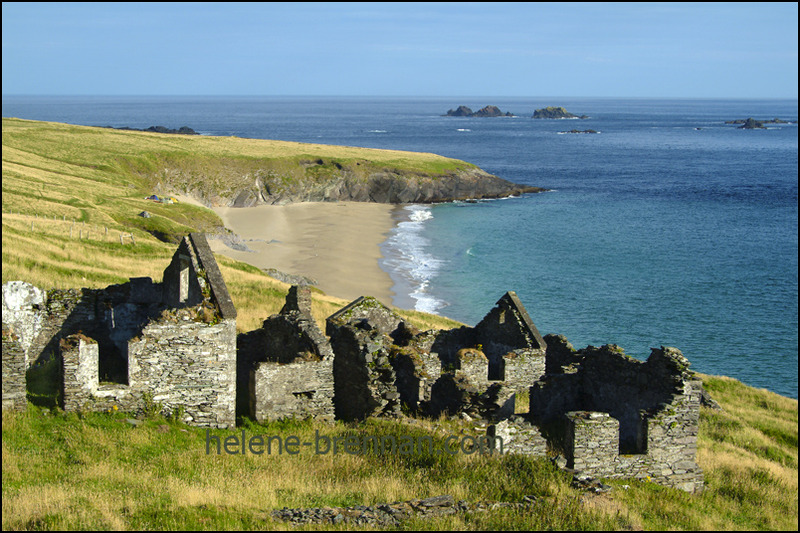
xmin=380 ymin=204 xmax=447 ymax=314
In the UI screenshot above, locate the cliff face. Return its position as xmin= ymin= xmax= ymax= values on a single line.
xmin=228 ymin=167 xmax=545 ymax=206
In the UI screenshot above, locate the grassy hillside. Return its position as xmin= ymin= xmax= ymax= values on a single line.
xmin=2 ymin=117 xmax=481 ymax=210
xmin=1 ymin=117 xmax=464 ymax=332
xmin=2 ymin=117 xmax=797 ymax=530
xmin=1 ymin=375 xmax=796 ymax=530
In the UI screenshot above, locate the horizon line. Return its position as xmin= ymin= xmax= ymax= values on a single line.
xmin=2 ymin=93 xmax=799 ymax=101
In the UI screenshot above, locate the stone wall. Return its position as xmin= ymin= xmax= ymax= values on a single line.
xmin=473 ymin=291 xmax=546 ymax=385
xmin=251 ymin=359 xmax=334 ymax=422
xmin=2 ymin=281 xmax=47 ymax=368
xmin=58 ymin=319 xmax=237 ymax=427
xmin=527 ymin=344 xmax=704 ymax=493
xmin=502 ymin=348 xmax=545 ymax=394
xmin=248 ymin=286 xmax=335 ymax=422
xmin=2 ymin=326 xmax=27 ymax=410
xmin=61 ymin=334 xmax=100 ymax=411
xmin=488 ymin=418 xmax=548 ymax=456
xmin=328 ymin=318 xmax=403 ymax=420
xmin=454 ymin=348 xmax=489 ymax=387
xmin=130 ymin=318 xmax=237 ymax=427
xmin=388 ymin=345 xmax=433 ymax=414
xmin=429 ymin=376 xmax=516 ymax=421
xmin=59 ymin=332 xmax=134 ymax=412
xmin=2 ymin=233 xmax=238 ymax=427
xmin=565 ymin=411 xmax=621 ymax=478
xmin=326 ymin=292 xmax=546 ymax=422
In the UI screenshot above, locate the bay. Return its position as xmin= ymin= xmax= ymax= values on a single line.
xmin=2 ymin=96 xmax=797 ymax=398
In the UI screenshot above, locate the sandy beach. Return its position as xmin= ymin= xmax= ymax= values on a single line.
xmin=206 ymin=201 xmax=399 ymax=305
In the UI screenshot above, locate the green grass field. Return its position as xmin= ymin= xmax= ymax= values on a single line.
xmin=2 ymin=375 xmax=796 ymax=530
xmin=2 ymin=118 xmax=797 ymax=530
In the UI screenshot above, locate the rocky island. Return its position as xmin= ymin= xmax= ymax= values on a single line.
xmin=104 ymin=125 xmax=200 ymax=135
xmin=725 ymin=117 xmax=797 ymax=129
xmin=533 ymin=106 xmax=589 ymax=119
xmin=444 ymin=105 xmax=515 ymax=117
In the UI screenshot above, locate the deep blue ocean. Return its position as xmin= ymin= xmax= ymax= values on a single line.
xmin=3 ymin=96 xmax=797 ymax=399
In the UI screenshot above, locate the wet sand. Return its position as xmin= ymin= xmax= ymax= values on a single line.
xmin=206 ymin=201 xmax=399 ymax=305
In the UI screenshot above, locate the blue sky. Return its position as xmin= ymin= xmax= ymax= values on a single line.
xmin=2 ymin=2 xmax=797 ymax=97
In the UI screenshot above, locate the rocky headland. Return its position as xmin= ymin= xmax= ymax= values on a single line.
xmin=533 ymin=106 xmax=589 ymax=119
xmin=222 ymin=165 xmax=545 ymax=207
xmin=103 ymin=125 xmax=200 ymax=135
xmin=444 ymin=105 xmax=515 ymax=117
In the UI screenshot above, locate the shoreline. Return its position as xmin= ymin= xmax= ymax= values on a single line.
xmin=205 ymin=201 xmax=400 ymax=306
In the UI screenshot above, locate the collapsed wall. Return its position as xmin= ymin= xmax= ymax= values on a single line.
xmin=326 ymin=297 xmax=409 ymax=420
xmin=526 ymin=343 xmax=704 ymax=493
xmin=248 ymin=286 xmax=335 ymax=422
xmin=324 ymin=292 xmax=546 ymax=422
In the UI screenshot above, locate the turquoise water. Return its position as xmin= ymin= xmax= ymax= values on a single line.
xmin=3 ymin=96 xmax=797 ymax=398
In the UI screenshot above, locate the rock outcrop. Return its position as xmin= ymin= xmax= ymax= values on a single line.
xmin=444 ymin=105 xmax=515 ymax=117
xmin=735 ymin=118 xmax=767 ymax=130
xmin=725 ymin=117 xmax=796 ymax=128
xmin=104 ymin=125 xmax=199 ymax=135
xmin=444 ymin=105 xmax=475 ymax=117
xmin=230 ymin=166 xmax=545 ymax=206
xmin=533 ymin=107 xmax=588 ymax=119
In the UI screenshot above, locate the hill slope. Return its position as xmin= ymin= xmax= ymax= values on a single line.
xmin=1 ymin=373 xmax=796 ymax=530
xmin=1 ymin=117 xmax=473 ymax=332
xmin=2 ymin=118 xmax=543 ymax=208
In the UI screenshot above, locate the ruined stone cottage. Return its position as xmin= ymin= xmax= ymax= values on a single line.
xmin=240 ymin=285 xmax=335 ymax=423
xmin=2 ymin=233 xmax=237 ymax=428
xmin=312 ymin=292 xmax=704 ymax=493
xmin=322 ymin=292 xmax=546 ymax=422
xmin=2 ymin=232 xmax=703 ymax=493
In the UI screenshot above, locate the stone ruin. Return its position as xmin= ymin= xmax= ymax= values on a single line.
xmin=2 ymin=233 xmax=237 ymax=428
xmin=239 ymin=285 xmax=335 ymax=423
xmin=322 ymin=291 xmax=546 ymax=422
xmin=2 ymin=233 xmax=704 ymax=493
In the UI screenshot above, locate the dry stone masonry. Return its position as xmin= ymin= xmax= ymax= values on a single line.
xmin=2 ymin=233 xmax=704 ymax=492
xmin=247 ymin=285 xmax=335 ymax=423
xmin=2 ymin=233 xmax=237 ymax=428
xmin=270 ymin=494 xmax=537 ymax=527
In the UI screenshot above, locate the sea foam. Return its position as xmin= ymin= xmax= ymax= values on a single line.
xmin=381 ymin=205 xmax=447 ymax=314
